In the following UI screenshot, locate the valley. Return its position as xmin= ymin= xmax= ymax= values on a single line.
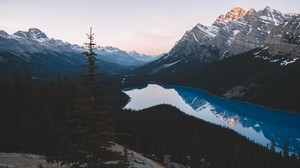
xmin=123 ymin=83 xmax=300 ymax=153
xmin=0 ymin=3 xmax=299 ymax=168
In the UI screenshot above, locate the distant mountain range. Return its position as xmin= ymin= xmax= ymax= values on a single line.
xmin=135 ymin=6 xmax=299 ymax=74
xmin=0 ymin=28 xmax=157 ymax=78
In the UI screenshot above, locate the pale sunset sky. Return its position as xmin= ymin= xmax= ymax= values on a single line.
xmin=0 ymin=0 xmax=299 ymax=55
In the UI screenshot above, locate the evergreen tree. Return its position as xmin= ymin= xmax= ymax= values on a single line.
xmin=270 ymin=139 xmax=275 ymax=152
xmin=52 ymin=28 xmax=123 ymax=167
xmin=283 ymin=140 xmax=289 ymax=160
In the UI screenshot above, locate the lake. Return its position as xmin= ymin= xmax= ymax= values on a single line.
xmin=123 ymin=83 xmax=300 ymax=153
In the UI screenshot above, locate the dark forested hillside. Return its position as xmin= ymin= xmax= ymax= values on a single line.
xmin=0 ymin=73 xmax=299 ymax=167
xmin=115 ymin=105 xmax=300 ymax=168
xmin=0 ymin=73 xmax=75 ymax=153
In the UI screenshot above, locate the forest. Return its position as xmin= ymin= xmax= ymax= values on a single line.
xmin=0 ymin=72 xmax=300 ymax=168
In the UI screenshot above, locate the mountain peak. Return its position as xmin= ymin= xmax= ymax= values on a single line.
xmin=233 ymin=6 xmax=244 ymax=11
xmin=257 ymin=6 xmax=285 ymax=26
xmin=213 ymin=7 xmax=246 ymax=26
xmin=128 ymin=50 xmax=139 ymax=55
xmin=0 ymin=30 xmax=9 ymax=37
xmin=27 ymin=28 xmax=48 ymax=40
xmin=229 ymin=6 xmax=246 ymax=20
xmin=263 ymin=6 xmax=272 ymax=11
xmin=247 ymin=8 xmax=256 ymax=15
xmin=28 ymin=28 xmax=43 ymax=34
xmin=13 ymin=28 xmax=48 ymax=41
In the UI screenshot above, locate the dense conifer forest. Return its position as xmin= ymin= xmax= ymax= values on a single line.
xmin=0 ymin=73 xmax=299 ymax=167
xmin=115 ymin=105 xmax=300 ymax=168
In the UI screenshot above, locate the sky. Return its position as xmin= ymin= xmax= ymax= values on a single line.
xmin=0 ymin=0 xmax=299 ymax=55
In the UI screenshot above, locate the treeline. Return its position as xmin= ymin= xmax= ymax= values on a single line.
xmin=115 ymin=105 xmax=300 ymax=168
xmin=0 ymin=73 xmax=75 ymax=154
xmin=0 ymin=29 xmax=128 ymax=167
xmin=0 ymin=73 xmax=127 ymax=167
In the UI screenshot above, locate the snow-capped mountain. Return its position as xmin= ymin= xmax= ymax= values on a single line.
xmin=264 ymin=15 xmax=300 ymax=57
xmin=136 ymin=6 xmax=299 ymax=74
xmin=0 ymin=28 xmax=155 ymax=78
xmin=127 ymin=50 xmax=158 ymax=62
xmin=14 ymin=28 xmax=49 ymax=42
xmin=94 ymin=46 xmax=153 ymax=67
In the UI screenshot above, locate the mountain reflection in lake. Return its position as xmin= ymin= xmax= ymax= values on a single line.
xmin=123 ymin=84 xmax=300 ymax=153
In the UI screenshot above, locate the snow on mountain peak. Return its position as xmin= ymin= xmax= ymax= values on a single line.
xmin=264 ymin=6 xmax=272 ymax=11
xmin=288 ymin=13 xmax=300 ymax=17
xmin=128 ymin=50 xmax=139 ymax=55
xmin=28 ymin=28 xmax=48 ymax=38
xmin=258 ymin=7 xmax=285 ymax=26
xmin=13 ymin=28 xmax=48 ymax=42
xmin=0 ymin=30 xmax=9 ymax=38
xmin=13 ymin=31 xmax=28 ymax=38
xmin=96 ymin=46 xmax=122 ymax=53
xmin=196 ymin=24 xmax=219 ymax=38
xmin=27 ymin=28 xmax=48 ymax=42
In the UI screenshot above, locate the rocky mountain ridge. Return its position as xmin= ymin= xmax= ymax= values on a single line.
xmin=0 ymin=28 xmax=157 ymax=77
xmin=137 ymin=6 xmax=299 ymax=74
xmin=0 ymin=28 xmax=155 ymax=66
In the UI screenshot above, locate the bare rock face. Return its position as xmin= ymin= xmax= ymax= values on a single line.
xmin=265 ymin=15 xmax=300 ymax=58
xmin=166 ymin=24 xmax=219 ymax=64
xmin=160 ymin=6 xmax=248 ymax=65
xmin=163 ymin=6 xmax=288 ymax=64
xmin=228 ymin=7 xmax=286 ymax=55
xmin=213 ymin=7 xmax=246 ymax=26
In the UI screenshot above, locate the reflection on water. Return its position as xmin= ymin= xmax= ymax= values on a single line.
xmin=123 ymin=84 xmax=300 ymax=153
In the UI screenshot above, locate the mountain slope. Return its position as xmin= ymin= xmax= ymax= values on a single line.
xmin=124 ymin=47 xmax=300 ymax=112
xmin=123 ymin=16 xmax=300 ymax=112
xmin=95 ymin=46 xmax=154 ymax=67
xmin=0 ymin=28 xmax=154 ymax=78
xmin=134 ymin=6 xmax=293 ymax=74
xmin=127 ymin=50 xmax=158 ymax=62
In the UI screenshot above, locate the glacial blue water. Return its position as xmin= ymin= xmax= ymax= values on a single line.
xmin=123 ymin=84 xmax=300 ymax=153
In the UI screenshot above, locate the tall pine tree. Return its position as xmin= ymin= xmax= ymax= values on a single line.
xmin=52 ymin=28 xmax=123 ymax=167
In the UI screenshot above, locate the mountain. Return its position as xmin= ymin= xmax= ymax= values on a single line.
xmin=264 ymin=15 xmax=300 ymax=58
xmin=135 ymin=6 xmax=297 ymax=74
xmin=123 ymin=7 xmax=300 ymax=112
xmin=0 ymin=28 xmax=155 ymax=78
xmin=127 ymin=50 xmax=158 ymax=62
xmin=124 ymin=47 xmax=300 ymax=112
xmin=95 ymin=46 xmax=155 ymax=67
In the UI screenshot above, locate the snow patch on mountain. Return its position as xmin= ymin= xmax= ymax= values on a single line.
xmin=196 ymin=24 xmax=218 ymax=38
xmin=151 ymin=60 xmax=181 ymax=73
xmin=97 ymin=46 xmax=121 ymax=53
xmin=255 ymin=54 xmax=300 ymax=66
xmin=138 ymin=6 xmax=299 ymax=74
xmin=0 ymin=28 xmax=157 ymax=68
xmin=280 ymin=58 xmax=299 ymax=66
xmin=127 ymin=50 xmax=158 ymax=62
xmin=192 ymin=32 xmax=199 ymax=42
